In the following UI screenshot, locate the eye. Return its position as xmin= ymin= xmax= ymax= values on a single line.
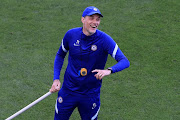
xmin=96 ymin=18 xmax=100 ymax=21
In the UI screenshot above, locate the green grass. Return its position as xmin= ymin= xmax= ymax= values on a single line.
xmin=0 ymin=0 xmax=179 ymax=120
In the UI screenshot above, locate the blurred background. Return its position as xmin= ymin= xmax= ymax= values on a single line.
xmin=0 ymin=0 xmax=179 ymax=119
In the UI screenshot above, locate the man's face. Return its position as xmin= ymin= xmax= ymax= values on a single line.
xmin=81 ymin=14 xmax=101 ymax=36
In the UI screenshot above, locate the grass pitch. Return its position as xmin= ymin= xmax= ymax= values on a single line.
xmin=0 ymin=0 xmax=179 ymax=120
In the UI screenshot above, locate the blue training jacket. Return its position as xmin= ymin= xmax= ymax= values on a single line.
xmin=53 ymin=27 xmax=130 ymax=96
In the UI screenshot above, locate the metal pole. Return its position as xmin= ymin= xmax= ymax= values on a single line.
xmin=5 ymin=91 xmax=52 ymax=120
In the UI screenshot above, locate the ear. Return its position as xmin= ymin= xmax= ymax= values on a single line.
xmin=81 ymin=17 xmax=85 ymax=24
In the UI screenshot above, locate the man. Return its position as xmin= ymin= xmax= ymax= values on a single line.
xmin=50 ymin=6 xmax=130 ymax=120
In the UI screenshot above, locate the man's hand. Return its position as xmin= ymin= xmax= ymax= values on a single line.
xmin=49 ymin=79 xmax=61 ymax=93
xmin=92 ymin=69 xmax=111 ymax=80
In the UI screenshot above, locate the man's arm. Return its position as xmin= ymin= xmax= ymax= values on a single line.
xmin=92 ymin=57 xmax=130 ymax=80
xmin=50 ymin=51 xmax=66 ymax=93
xmin=92 ymin=35 xmax=130 ymax=80
xmin=50 ymin=38 xmax=69 ymax=92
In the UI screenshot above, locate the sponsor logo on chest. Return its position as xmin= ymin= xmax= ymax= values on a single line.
xmin=74 ymin=40 xmax=80 ymax=46
xmin=74 ymin=40 xmax=97 ymax=51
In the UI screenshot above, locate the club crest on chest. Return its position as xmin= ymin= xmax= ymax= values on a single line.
xmin=91 ymin=45 xmax=97 ymax=51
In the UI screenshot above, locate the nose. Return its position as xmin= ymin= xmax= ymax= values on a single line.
xmin=92 ymin=19 xmax=99 ymax=25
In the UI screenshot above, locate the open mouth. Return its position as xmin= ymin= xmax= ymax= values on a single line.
xmin=90 ymin=25 xmax=97 ymax=29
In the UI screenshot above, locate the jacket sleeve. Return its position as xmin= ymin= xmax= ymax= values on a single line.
xmin=103 ymin=34 xmax=130 ymax=73
xmin=53 ymin=47 xmax=67 ymax=80
xmin=53 ymin=32 xmax=69 ymax=80
xmin=110 ymin=46 xmax=130 ymax=73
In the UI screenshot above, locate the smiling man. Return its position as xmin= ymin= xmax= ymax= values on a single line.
xmin=50 ymin=6 xmax=130 ymax=120
xmin=81 ymin=13 xmax=101 ymax=36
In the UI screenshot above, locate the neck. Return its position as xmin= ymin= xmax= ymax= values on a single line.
xmin=82 ymin=27 xmax=95 ymax=36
